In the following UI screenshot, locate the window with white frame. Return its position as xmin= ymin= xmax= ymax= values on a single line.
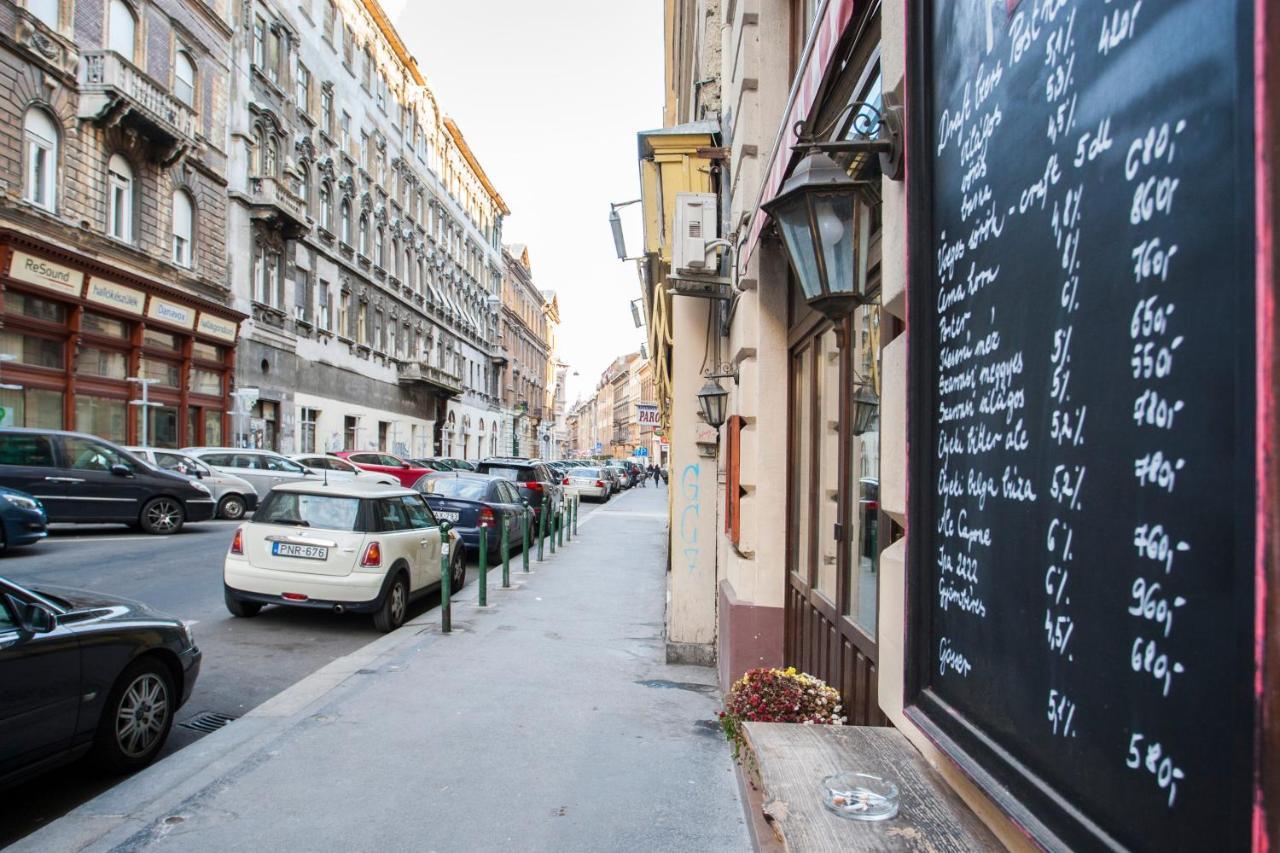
xmin=294 ymin=271 xmax=310 ymax=322
xmin=23 ymin=108 xmax=58 ymax=211
xmin=299 ymin=166 xmax=310 ymax=217
xmin=109 ymin=0 xmax=136 ymax=60
xmin=172 ymin=189 xmax=194 ymax=267
xmin=295 ymin=61 xmax=309 ymax=111
xmin=318 ymin=280 xmax=332 ymax=331
xmin=374 ymin=226 xmax=384 ymax=266
xmin=340 ymin=199 xmax=352 ymax=243
xmin=321 ymin=87 xmax=333 ymax=132
xmin=174 ymin=50 xmax=196 ymax=108
xmin=318 ymin=181 xmax=331 ymax=229
xmin=28 ymin=0 xmax=58 ymax=28
xmin=254 ymin=244 xmax=282 ymax=307
xmin=340 ymin=111 xmax=350 ymax=150
xmin=252 ymin=16 xmax=266 ymax=67
xmin=107 ymin=154 xmax=133 ymax=242
xmin=300 ymin=407 xmax=318 ymax=453
xmin=358 ymin=214 xmax=369 ymax=254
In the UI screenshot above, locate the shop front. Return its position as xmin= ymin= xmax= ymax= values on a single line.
xmin=0 ymin=231 xmax=241 ymax=448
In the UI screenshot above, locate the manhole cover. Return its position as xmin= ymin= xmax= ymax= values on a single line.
xmin=179 ymin=712 xmax=238 ymax=734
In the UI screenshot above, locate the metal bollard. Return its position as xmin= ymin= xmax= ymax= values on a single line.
xmin=440 ymin=529 xmax=452 ymax=633
xmin=558 ymin=509 xmax=565 ymax=548
xmin=550 ymin=507 xmax=558 ymax=555
xmin=522 ymin=511 xmax=531 ymax=573
xmin=573 ymin=496 xmax=579 ymax=536
xmin=478 ymin=527 xmax=488 ymax=607
xmin=501 ymin=519 xmax=511 ymax=588
xmin=537 ymin=505 xmax=546 ymax=562
xmin=565 ymin=500 xmax=572 ymax=543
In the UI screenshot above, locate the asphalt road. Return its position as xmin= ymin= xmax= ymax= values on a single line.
xmin=0 ymin=495 xmax=607 ymax=848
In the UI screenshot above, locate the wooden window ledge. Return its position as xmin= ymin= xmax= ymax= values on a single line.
xmin=742 ymin=722 xmax=1000 ymax=852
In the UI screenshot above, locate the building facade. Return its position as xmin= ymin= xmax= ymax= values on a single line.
xmin=0 ymin=0 xmax=242 ymax=446
xmin=227 ymin=0 xmax=506 ymax=458
xmin=497 ymin=243 xmax=553 ymax=457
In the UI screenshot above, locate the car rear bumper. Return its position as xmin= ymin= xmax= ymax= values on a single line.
xmin=224 ymin=559 xmax=385 ymax=606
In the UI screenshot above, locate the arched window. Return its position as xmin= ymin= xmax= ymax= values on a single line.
xmin=318 ymin=181 xmax=331 ymax=229
xmin=374 ymin=226 xmax=384 ymax=266
xmin=171 ymin=189 xmax=194 ymax=267
xmin=174 ymin=50 xmax=196 ymax=107
xmin=358 ymin=214 xmax=369 ymax=254
xmin=263 ymin=135 xmax=278 ymax=177
xmin=391 ymin=237 xmax=401 ymax=277
xmin=340 ymin=199 xmax=352 ymax=244
xmin=108 ymin=0 xmax=136 ymax=60
xmin=22 ymin=108 xmax=58 ymax=211
xmin=29 ymin=0 xmax=58 ymax=29
xmin=107 ymin=153 xmax=133 ymax=242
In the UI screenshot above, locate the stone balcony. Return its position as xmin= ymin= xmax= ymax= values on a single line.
xmin=398 ymin=361 xmax=464 ymax=396
xmin=78 ymin=50 xmax=197 ymax=165
xmin=246 ymin=176 xmax=309 ymax=239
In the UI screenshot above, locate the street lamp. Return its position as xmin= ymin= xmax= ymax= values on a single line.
xmin=851 ymin=381 xmax=879 ymax=435
xmin=696 ymin=377 xmax=729 ymax=429
xmin=762 ymin=100 xmax=902 ymax=322
xmin=608 ymin=199 xmax=642 ymax=261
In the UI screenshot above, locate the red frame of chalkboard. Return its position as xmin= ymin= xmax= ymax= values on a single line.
xmin=901 ymin=0 xmax=1278 ymax=849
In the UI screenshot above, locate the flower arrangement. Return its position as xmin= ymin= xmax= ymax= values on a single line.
xmin=718 ymin=667 xmax=845 ymax=761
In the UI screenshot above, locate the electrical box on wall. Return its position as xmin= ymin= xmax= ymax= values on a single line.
xmin=672 ymin=193 xmax=718 ymax=273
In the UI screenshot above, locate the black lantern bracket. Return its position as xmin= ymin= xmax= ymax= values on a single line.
xmin=793 ymin=95 xmax=904 ymax=182
xmin=702 ymin=363 xmax=740 ymax=385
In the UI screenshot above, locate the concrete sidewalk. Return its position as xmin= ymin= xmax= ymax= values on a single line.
xmin=16 ymin=485 xmax=748 ymax=853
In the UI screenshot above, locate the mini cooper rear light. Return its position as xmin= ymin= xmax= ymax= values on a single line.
xmin=230 ymin=528 xmax=244 ymax=555
xmin=282 ymin=592 xmax=309 ymax=602
xmin=478 ymin=507 xmax=496 ymax=527
xmin=596 ymin=480 xmax=606 ymax=488
xmin=361 ymin=541 xmax=382 ymax=567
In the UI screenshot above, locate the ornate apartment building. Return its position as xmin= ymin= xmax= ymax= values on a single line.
xmin=497 ymin=243 xmax=556 ymax=457
xmin=0 ymin=0 xmax=241 ymax=446
xmin=227 ymin=0 xmax=507 ymax=457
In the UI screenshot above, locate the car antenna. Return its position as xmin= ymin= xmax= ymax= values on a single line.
xmin=323 ymin=464 xmax=329 ymax=488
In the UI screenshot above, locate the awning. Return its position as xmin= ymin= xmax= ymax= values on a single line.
xmin=741 ymin=0 xmax=857 ymax=269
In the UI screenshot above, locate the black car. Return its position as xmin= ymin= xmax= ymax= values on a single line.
xmin=0 ymin=576 xmax=201 ymax=787
xmin=414 ymin=472 xmax=532 ymax=560
xmin=474 ymin=458 xmax=565 ymax=525
xmin=0 ymin=429 xmax=216 ymax=534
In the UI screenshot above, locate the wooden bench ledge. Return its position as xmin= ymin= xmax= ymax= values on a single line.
xmin=742 ymin=722 xmax=1002 ymax=852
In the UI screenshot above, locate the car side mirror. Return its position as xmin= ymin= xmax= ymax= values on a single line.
xmin=18 ymin=602 xmax=55 ymax=634
xmin=439 ymin=520 xmax=453 ymax=534
xmin=402 ymin=462 xmax=411 ymax=468
xmin=110 ymin=463 xmax=134 ymax=478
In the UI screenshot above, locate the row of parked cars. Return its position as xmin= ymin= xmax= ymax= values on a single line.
xmin=0 ymin=436 xmax=654 ymax=792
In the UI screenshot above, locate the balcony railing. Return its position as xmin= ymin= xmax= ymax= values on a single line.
xmin=78 ymin=50 xmax=197 ymax=164
xmin=398 ymin=360 xmax=464 ymax=396
xmin=247 ymin=176 xmax=309 ymax=238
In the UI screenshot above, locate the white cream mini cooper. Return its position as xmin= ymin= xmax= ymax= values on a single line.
xmin=224 ymin=480 xmax=464 ymax=632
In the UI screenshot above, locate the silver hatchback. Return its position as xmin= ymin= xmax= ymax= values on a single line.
xmin=181 ymin=447 xmax=320 ymax=500
xmin=126 ymin=447 xmax=259 ymax=520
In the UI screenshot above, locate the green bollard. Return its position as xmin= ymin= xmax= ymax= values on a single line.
xmin=565 ymin=499 xmax=572 ymax=543
xmin=573 ymin=496 xmax=579 ymax=536
xmin=478 ymin=527 xmax=488 ymax=607
xmin=537 ymin=505 xmax=546 ymax=562
xmin=522 ymin=511 xmax=530 ymax=573
xmin=440 ymin=526 xmax=452 ymax=633
xmin=550 ymin=508 xmax=558 ymax=555
xmin=558 ymin=509 xmax=565 ymax=548
xmin=501 ymin=520 xmax=511 ymax=588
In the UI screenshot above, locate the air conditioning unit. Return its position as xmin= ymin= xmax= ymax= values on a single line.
xmin=673 ymin=192 xmax=718 ymax=273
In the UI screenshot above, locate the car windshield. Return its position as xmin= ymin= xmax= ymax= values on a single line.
xmin=421 ymin=478 xmax=489 ymax=500
xmin=257 ymin=493 xmax=361 ymax=531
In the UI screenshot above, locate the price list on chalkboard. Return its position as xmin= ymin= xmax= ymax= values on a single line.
xmin=909 ymin=1 xmax=1255 ymax=849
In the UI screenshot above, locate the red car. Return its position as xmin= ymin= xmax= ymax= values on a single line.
xmin=331 ymin=451 xmax=435 ymax=487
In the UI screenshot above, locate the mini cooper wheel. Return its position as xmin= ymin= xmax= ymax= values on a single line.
xmin=373 ymin=573 xmax=408 ymax=633
xmin=139 ymin=497 xmax=184 ymax=535
xmin=218 ymin=494 xmax=247 ymax=520
xmin=92 ymin=658 xmax=175 ymax=773
xmin=225 ymin=589 xmax=262 ymax=618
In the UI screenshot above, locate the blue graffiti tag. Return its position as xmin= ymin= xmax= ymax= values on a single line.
xmin=679 ymin=463 xmax=700 ymax=572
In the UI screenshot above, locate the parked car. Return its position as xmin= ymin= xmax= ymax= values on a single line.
xmin=441 ymin=458 xmax=476 ymax=472
xmin=605 ymin=460 xmax=634 ymax=489
xmin=474 ymin=458 xmax=564 ymax=524
xmin=599 ymin=466 xmax=623 ymax=496
xmin=181 ymin=448 xmax=320 ymax=500
xmin=290 ymin=454 xmax=400 ymax=486
xmin=0 ymin=429 xmax=214 ymax=535
xmin=331 ymin=452 xmax=436 ymax=488
xmin=411 ymin=457 xmax=455 ymax=471
xmin=127 ymin=447 xmax=258 ymax=520
xmin=0 ymin=486 xmax=47 ymax=550
xmin=0 ymin=575 xmax=200 ymax=787
xmin=224 ymin=480 xmax=464 ymax=633
xmin=562 ymin=466 xmax=610 ymax=503
xmin=414 ymin=472 xmax=532 ymax=561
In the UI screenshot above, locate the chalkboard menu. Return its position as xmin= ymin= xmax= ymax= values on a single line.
xmin=905 ymin=2 xmax=1256 ymax=850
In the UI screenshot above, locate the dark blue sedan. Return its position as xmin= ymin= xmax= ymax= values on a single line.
xmin=0 ymin=486 xmax=47 ymax=550
xmin=413 ymin=473 xmax=532 ymax=561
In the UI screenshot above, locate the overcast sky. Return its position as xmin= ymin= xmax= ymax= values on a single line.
xmin=383 ymin=1 xmax=661 ymax=405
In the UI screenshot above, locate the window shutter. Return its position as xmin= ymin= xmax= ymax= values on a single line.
xmin=726 ymin=415 xmax=744 ymax=545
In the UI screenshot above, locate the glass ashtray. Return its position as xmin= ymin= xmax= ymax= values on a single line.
xmin=821 ymin=772 xmax=900 ymax=821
